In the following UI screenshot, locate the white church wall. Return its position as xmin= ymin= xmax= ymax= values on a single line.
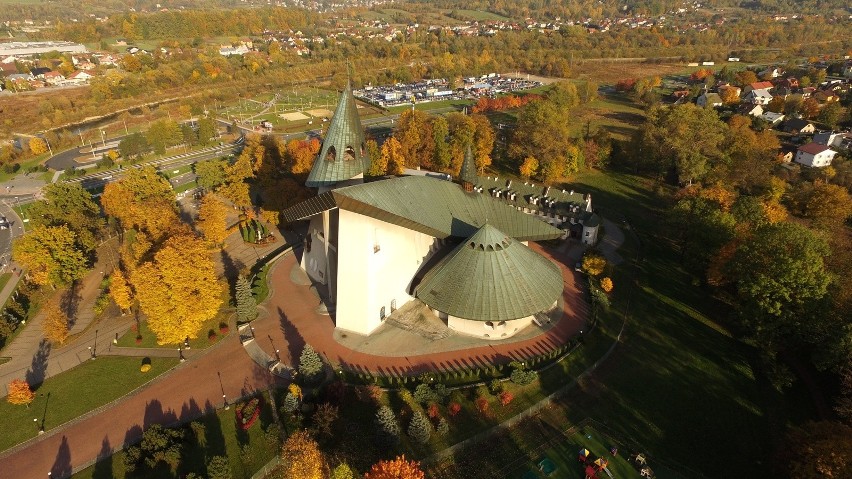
xmin=446 ymin=314 xmax=534 ymax=340
xmin=335 ymin=209 xmax=438 ymax=335
xmin=582 ymin=224 xmax=599 ymax=245
xmin=301 ymin=215 xmax=333 ymax=286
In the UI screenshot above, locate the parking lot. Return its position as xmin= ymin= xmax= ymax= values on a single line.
xmin=355 ymin=74 xmax=542 ymax=107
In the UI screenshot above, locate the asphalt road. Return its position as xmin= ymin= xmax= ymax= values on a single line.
xmin=0 ymin=199 xmax=25 ymax=270
xmin=45 ymin=134 xmax=132 ymax=171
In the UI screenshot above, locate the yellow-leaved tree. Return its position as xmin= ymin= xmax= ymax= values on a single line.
xmin=101 ymin=166 xmax=180 ymax=241
xmin=371 ymin=137 xmax=405 ymax=176
xmin=600 ymin=277 xmax=614 ymax=293
xmin=519 ymin=156 xmax=539 ymax=179
xmin=110 ymin=269 xmax=133 ymax=314
xmin=364 ymin=455 xmax=426 ymax=479
xmin=280 ymin=430 xmax=324 ymax=479
xmin=7 ymin=379 xmax=35 ymax=406
xmin=197 ymin=194 xmax=230 ymax=247
xmin=42 ymin=304 xmax=69 ymax=345
xmin=12 ymin=225 xmax=88 ymax=288
xmin=582 ymin=253 xmax=607 ymax=277
xmin=131 ymin=234 xmax=223 ymax=345
xmin=29 ymin=137 xmax=48 ymax=155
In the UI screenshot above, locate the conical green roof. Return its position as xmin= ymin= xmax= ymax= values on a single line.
xmin=306 ymin=83 xmax=368 ymax=187
xmin=459 ymin=143 xmax=477 ymax=186
xmin=415 ymin=224 xmax=563 ymax=322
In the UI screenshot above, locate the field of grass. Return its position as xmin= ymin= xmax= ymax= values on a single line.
xmin=72 ymin=391 xmax=279 ymax=479
xmin=116 ymin=312 xmax=230 ymax=349
xmin=0 ymin=272 xmax=12 ymax=296
xmin=549 ymin=170 xmax=816 ymax=477
xmin=0 ymin=357 xmax=178 ymax=453
xmin=445 ymin=9 xmax=510 ymax=21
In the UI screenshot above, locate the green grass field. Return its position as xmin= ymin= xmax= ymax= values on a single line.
xmin=117 ymin=312 xmax=230 ymax=349
xmin=0 ymin=357 xmax=178 ymax=453
xmin=72 ymin=391 xmax=279 ymax=479
xmin=445 ymin=9 xmax=511 ymax=21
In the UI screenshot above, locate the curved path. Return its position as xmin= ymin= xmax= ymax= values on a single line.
xmin=248 ymin=241 xmax=588 ymax=377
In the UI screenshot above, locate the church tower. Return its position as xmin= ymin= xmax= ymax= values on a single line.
xmin=305 ymin=81 xmax=368 ymax=192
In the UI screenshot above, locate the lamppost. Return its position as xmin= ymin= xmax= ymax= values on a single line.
xmin=44 ymin=138 xmax=53 ymax=157
xmin=100 ymin=130 xmax=106 ymax=148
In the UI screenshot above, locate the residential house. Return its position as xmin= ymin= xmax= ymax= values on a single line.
xmin=772 ymin=86 xmax=791 ymax=98
xmin=801 ymin=87 xmax=816 ymax=99
xmin=745 ymin=88 xmax=773 ymax=105
xmin=42 ymin=71 xmax=64 ymax=85
xmin=65 ymin=70 xmax=92 ymax=84
xmin=759 ymin=67 xmax=783 ymax=79
xmin=30 ymin=66 xmax=50 ymax=77
xmin=219 ymin=45 xmax=250 ymax=56
xmin=777 ymin=77 xmax=799 ymax=89
xmin=760 ymin=111 xmax=785 ymax=125
xmin=813 ymin=131 xmax=847 ymax=149
xmin=782 ymin=118 xmax=815 ymax=135
xmin=795 ymin=143 xmax=837 ymax=167
xmin=746 ymin=81 xmax=774 ymax=93
xmin=813 ymin=90 xmax=838 ymax=103
xmin=739 ymin=104 xmax=764 ymax=117
xmin=843 ymin=64 xmax=852 ymax=78
xmin=777 ymin=146 xmax=796 ymax=163
xmin=696 ymin=92 xmax=723 ymax=108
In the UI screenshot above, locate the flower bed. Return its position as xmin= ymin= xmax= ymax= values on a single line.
xmin=236 ymin=397 xmax=261 ymax=430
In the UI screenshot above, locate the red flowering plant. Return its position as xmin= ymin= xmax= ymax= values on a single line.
xmin=236 ymin=397 xmax=261 ymax=430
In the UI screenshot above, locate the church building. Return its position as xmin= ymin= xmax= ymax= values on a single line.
xmin=283 ymin=83 xmax=600 ymax=338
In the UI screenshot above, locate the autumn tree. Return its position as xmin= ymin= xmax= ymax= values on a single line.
xmin=370 ymin=137 xmax=405 ymax=176
xmin=219 ymin=146 xmax=255 ymax=208
xmin=101 ymin=166 xmax=180 ymax=241
xmin=280 ymin=430 xmax=324 ymax=479
xmin=7 ymin=379 xmax=35 ymax=406
xmin=510 ymin=99 xmax=577 ymax=181
xmin=519 ymin=156 xmax=538 ymax=179
xmin=581 ymin=253 xmax=607 ymax=276
xmin=446 ymin=112 xmax=475 ymax=174
xmin=668 ymin=196 xmax=736 ymax=275
xmin=637 ymin=104 xmax=727 ymax=185
xmin=431 ymin=116 xmax=451 ymax=171
xmin=131 ymin=234 xmax=223 ymax=345
xmin=364 ymin=455 xmax=425 ymax=479
xmin=284 ymin=138 xmax=321 ymax=177
xmin=13 ymin=225 xmax=88 ymax=288
xmin=195 ymin=158 xmax=228 ymax=191
xmin=719 ymin=87 xmax=740 ymax=104
xmin=394 ymin=110 xmax=433 ymax=168
xmin=734 ymin=70 xmax=758 ymax=86
xmin=545 ymin=82 xmax=580 ymax=112
xmin=806 ymin=182 xmax=852 ymax=231
xmin=235 ymin=275 xmax=257 ymax=323
xmin=724 ymin=115 xmax=779 ymax=192
xmin=29 ymin=137 xmax=48 ymax=155
xmin=471 ymin=114 xmax=494 ymax=173
xmin=197 ymin=194 xmax=230 ymax=247
xmin=600 ymin=277 xmax=613 ymax=293
xmin=146 ymin=119 xmax=182 ymax=154
xmin=30 ymin=183 xmax=103 ymax=257
xmin=110 ymin=269 xmax=133 ymax=314
xmin=730 ymin=222 xmax=832 ymax=348
xmin=331 ymin=463 xmax=354 ymax=479
xmin=776 ymin=421 xmax=852 ymax=479
xmin=43 ymin=304 xmax=69 ymax=345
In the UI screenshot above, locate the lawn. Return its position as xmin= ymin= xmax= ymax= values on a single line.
xmin=116 ymin=312 xmax=231 ymax=349
xmin=550 ymin=170 xmax=816 ymax=477
xmin=0 ymin=271 xmax=12 ymax=296
xmin=444 ymin=9 xmax=510 ymax=21
xmin=0 ymin=152 xmax=49 ymax=182
xmin=72 ymin=390 xmax=279 ymax=479
xmin=0 ymin=357 xmax=179 ymax=453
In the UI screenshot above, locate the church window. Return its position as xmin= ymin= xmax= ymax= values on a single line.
xmin=344 ymin=146 xmax=356 ymax=161
xmin=325 ymin=146 xmax=336 ymax=162
xmin=380 ymin=306 xmax=386 ymax=320
xmin=391 ymin=299 xmax=397 ymax=312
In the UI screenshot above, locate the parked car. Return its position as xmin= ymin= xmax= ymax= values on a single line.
xmin=0 ymin=216 xmax=8 ymax=230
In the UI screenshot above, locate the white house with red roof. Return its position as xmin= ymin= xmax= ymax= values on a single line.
xmin=65 ymin=70 xmax=93 ymax=84
xmin=795 ymin=143 xmax=837 ymax=168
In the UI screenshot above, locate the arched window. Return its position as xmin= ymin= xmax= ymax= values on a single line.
xmin=360 ymin=141 xmax=366 ymax=157
xmin=325 ymin=146 xmax=336 ymax=162
xmin=344 ymin=145 xmax=356 ymax=161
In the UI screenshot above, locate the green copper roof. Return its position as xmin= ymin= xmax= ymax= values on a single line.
xmin=283 ymin=176 xmax=562 ymax=242
xmin=305 ymin=84 xmax=368 ymax=187
xmin=459 ymin=143 xmax=477 ymax=185
xmin=415 ymin=224 xmax=563 ymax=322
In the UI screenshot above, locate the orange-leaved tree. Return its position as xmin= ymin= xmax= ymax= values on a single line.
xmin=364 ymin=455 xmax=425 ymax=479
xmin=7 ymin=379 xmax=35 ymax=406
xmin=131 ymin=234 xmax=223 ymax=345
xmin=600 ymin=277 xmax=614 ymax=293
xmin=280 ymin=430 xmax=324 ymax=479
xmin=110 ymin=269 xmax=133 ymax=314
xmin=197 ymin=194 xmax=230 ymax=247
xmin=519 ymin=156 xmax=539 ymax=179
xmin=42 ymin=304 xmax=69 ymax=345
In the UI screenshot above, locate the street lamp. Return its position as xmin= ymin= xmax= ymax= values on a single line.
xmin=100 ymin=130 xmax=106 ymax=148
xmin=44 ymin=138 xmax=53 ymax=157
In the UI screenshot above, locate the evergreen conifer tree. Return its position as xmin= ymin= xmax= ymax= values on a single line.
xmin=235 ymin=275 xmax=258 ymax=323
xmin=375 ymin=405 xmax=400 ymax=443
xmin=407 ymin=412 xmax=432 ymax=444
xmin=436 ymin=417 xmax=449 ymax=436
xmin=299 ymin=344 xmax=324 ymax=379
xmin=283 ymin=392 xmax=300 ymax=414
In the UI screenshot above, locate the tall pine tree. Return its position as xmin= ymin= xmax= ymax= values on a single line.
xmin=235 ymin=275 xmax=258 ymax=323
xmin=375 ymin=405 xmax=400 ymax=444
xmin=299 ymin=344 xmax=324 ymax=379
xmin=407 ymin=412 xmax=432 ymax=444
